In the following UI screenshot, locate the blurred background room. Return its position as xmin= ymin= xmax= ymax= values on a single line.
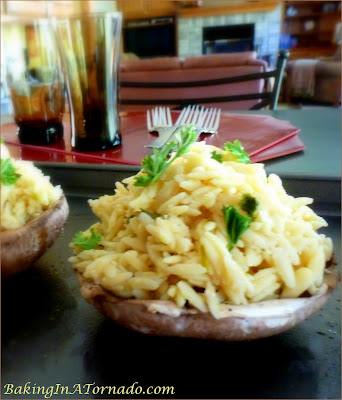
xmin=1 ymin=0 xmax=341 ymax=115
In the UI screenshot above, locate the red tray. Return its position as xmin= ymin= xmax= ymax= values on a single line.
xmin=2 ymin=111 xmax=304 ymax=165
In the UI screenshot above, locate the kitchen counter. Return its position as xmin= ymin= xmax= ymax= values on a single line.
xmin=2 ymin=196 xmax=340 ymax=399
xmin=1 ymin=107 xmax=341 ymax=399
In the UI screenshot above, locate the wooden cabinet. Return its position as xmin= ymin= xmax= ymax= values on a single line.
xmin=282 ymin=1 xmax=341 ymax=59
xmin=117 ymin=0 xmax=176 ymax=20
xmin=149 ymin=1 xmax=176 ymax=17
xmin=117 ymin=0 xmax=146 ymax=18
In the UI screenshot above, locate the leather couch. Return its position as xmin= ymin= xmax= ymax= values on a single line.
xmin=283 ymin=48 xmax=341 ymax=106
xmin=119 ymin=51 xmax=268 ymax=111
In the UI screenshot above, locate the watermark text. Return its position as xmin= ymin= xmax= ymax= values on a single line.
xmin=3 ymin=382 xmax=175 ymax=398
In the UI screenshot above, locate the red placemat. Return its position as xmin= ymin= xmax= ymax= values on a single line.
xmin=251 ymin=134 xmax=306 ymax=163
xmin=2 ymin=111 xmax=304 ymax=165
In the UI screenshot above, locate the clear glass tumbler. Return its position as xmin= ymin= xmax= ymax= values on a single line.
xmin=2 ymin=18 xmax=65 ymax=145
xmin=54 ymin=12 xmax=122 ymax=152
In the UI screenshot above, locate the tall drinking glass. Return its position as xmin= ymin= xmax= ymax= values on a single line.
xmin=2 ymin=18 xmax=64 ymax=145
xmin=54 ymin=12 xmax=122 ymax=152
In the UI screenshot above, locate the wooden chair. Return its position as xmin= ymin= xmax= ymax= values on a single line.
xmin=120 ymin=50 xmax=289 ymax=110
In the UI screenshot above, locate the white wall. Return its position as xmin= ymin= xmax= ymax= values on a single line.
xmin=87 ymin=1 xmax=117 ymax=12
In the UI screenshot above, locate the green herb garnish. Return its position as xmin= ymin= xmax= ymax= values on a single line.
xmin=239 ymin=193 xmax=258 ymax=218
xmin=222 ymin=205 xmax=251 ymax=251
xmin=126 ymin=215 xmax=135 ymax=224
xmin=134 ymin=142 xmax=175 ymax=187
xmin=72 ymin=227 xmax=102 ymax=250
xmin=1 ymin=158 xmax=21 ymax=186
xmin=211 ymin=150 xmax=223 ymax=163
xmin=141 ymin=209 xmax=162 ymax=219
xmin=134 ymin=124 xmax=197 ymax=187
xmin=1 ymin=137 xmax=4 ymax=144
xmin=223 ymin=140 xmax=250 ymax=164
xmin=172 ymin=124 xmax=198 ymax=157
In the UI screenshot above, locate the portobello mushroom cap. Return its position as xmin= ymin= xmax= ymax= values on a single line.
xmin=75 ymin=265 xmax=339 ymax=341
xmin=1 ymin=195 xmax=69 ymax=278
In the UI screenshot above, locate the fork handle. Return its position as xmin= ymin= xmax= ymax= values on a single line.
xmin=145 ymin=126 xmax=179 ymax=149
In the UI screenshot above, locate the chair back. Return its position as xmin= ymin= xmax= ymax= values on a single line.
xmin=120 ymin=50 xmax=289 ymax=110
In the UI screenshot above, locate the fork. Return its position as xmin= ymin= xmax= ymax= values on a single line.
xmin=176 ymin=105 xmax=221 ymax=134
xmin=145 ymin=107 xmax=190 ymax=149
xmin=166 ymin=105 xmax=221 ymax=144
xmin=146 ymin=105 xmax=221 ymax=149
xmin=147 ymin=107 xmax=172 ymax=132
xmin=193 ymin=106 xmax=221 ymax=136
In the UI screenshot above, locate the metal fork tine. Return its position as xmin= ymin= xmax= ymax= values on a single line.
xmin=178 ymin=106 xmax=188 ymax=125
xmin=163 ymin=107 xmax=168 ymax=126
xmin=150 ymin=109 xmax=154 ymax=127
xmin=196 ymin=106 xmax=205 ymax=127
xmin=156 ymin=107 xmax=161 ymax=126
xmin=190 ymin=105 xmax=200 ymax=125
xmin=174 ymin=109 xmax=183 ymax=125
xmin=158 ymin=107 xmax=162 ymax=125
xmin=186 ymin=105 xmax=196 ymax=124
xmin=211 ymin=109 xmax=218 ymax=128
xmin=190 ymin=105 xmax=198 ymax=123
xmin=175 ymin=106 xmax=187 ymax=125
xmin=180 ymin=105 xmax=192 ymax=125
xmin=157 ymin=107 xmax=162 ymax=125
xmin=159 ymin=107 xmax=165 ymax=126
xmin=187 ymin=106 xmax=197 ymax=125
xmin=206 ymin=108 xmax=216 ymax=130
xmin=162 ymin=108 xmax=165 ymax=126
xmin=154 ymin=108 xmax=159 ymax=127
xmin=166 ymin=107 xmax=172 ymax=126
xmin=213 ymin=108 xmax=221 ymax=131
xmin=152 ymin=108 xmax=158 ymax=127
xmin=205 ymin=108 xmax=214 ymax=129
xmin=184 ymin=106 xmax=191 ymax=124
xmin=196 ymin=106 xmax=202 ymax=125
xmin=199 ymin=107 xmax=209 ymax=128
xmin=156 ymin=107 xmax=161 ymax=125
xmin=147 ymin=110 xmax=152 ymax=131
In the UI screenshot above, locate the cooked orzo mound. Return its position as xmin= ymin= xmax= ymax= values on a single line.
xmin=69 ymin=132 xmax=333 ymax=319
xmin=1 ymin=144 xmax=63 ymax=232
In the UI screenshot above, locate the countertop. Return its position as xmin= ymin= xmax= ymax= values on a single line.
xmin=2 ymin=196 xmax=340 ymax=399
xmin=1 ymin=108 xmax=341 ymax=399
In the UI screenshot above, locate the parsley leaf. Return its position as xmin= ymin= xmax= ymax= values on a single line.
xmin=239 ymin=193 xmax=258 ymax=218
xmin=222 ymin=205 xmax=251 ymax=251
xmin=1 ymin=158 xmax=21 ymax=186
xmin=211 ymin=150 xmax=223 ymax=163
xmin=134 ymin=124 xmax=197 ymax=187
xmin=72 ymin=227 xmax=102 ymax=250
xmin=134 ymin=142 xmax=176 ymax=187
xmin=172 ymin=124 xmax=197 ymax=157
xmin=223 ymin=140 xmax=250 ymax=164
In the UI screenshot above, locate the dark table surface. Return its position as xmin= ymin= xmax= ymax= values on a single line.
xmin=2 ymin=108 xmax=341 ymax=399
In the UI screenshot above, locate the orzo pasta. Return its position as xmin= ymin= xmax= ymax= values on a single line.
xmin=70 ymin=140 xmax=333 ymax=319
